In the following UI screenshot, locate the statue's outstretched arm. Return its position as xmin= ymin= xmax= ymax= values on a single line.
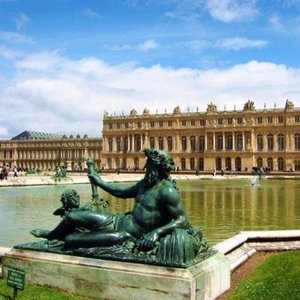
xmin=88 ymin=173 xmax=139 ymax=199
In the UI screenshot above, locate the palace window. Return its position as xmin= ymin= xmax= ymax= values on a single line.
xmin=226 ymin=135 xmax=233 ymax=150
xmin=168 ymin=120 xmax=172 ymax=127
xmin=150 ymin=137 xmax=155 ymax=149
xmin=267 ymin=134 xmax=274 ymax=151
xmin=257 ymin=157 xmax=263 ymax=168
xmin=181 ymin=158 xmax=186 ymax=170
xmin=200 ymin=119 xmax=205 ymax=126
xmin=237 ymin=117 xmax=243 ymax=125
xmin=217 ymin=134 xmax=223 ymax=150
xmin=123 ymin=137 xmax=128 ymax=152
xmin=218 ymin=118 xmax=223 ymax=125
xmin=191 ymin=120 xmax=195 ymax=126
xmin=295 ymin=115 xmax=300 ymax=123
xmin=227 ymin=118 xmax=233 ymax=125
xmin=109 ymin=123 xmax=113 ymax=129
xmin=295 ymin=133 xmax=300 ymax=150
xmin=150 ymin=121 xmax=155 ymax=128
xmin=108 ymin=138 xmax=113 ymax=152
xmin=135 ymin=135 xmax=141 ymax=151
xmin=236 ymin=134 xmax=243 ymax=151
xmin=167 ymin=136 xmax=173 ymax=151
xmin=137 ymin=122 xmax=142 ymax=128
xmin=257 ymin=117 xmax=262 ymax=124
xmin=225 ymin=157 xmax=231 ymax=171
xmin=158 ymin=136 xmax=164 ymax=150
xmin=295 ymin=160 xmax=300 ymax=171
xmin=257 ymin=134 xmax=263 ymax=151
xmin=181 ymin=136 xmax=187 ymax=151
xmin=116 ymin=138 xmax=121 ymax=152
xmin=278 ymin=134 xmax=285 ymax=151
xmin=117 ymin=123 xmax=121 ymax=129
xmin=278 ymin=158 xmax=285 ymax=171
xmin=190 ymin=136 xmax=196 ymax=152
xmin=235 ymin=157 xmax=242 ymax=171
xmin=182 ymin=120 xmax=186 ymax=126
xmin=268 ymin=116 xmax=273 ymax=124
xmin=267 ymin=158 xmax=273 ymax=171
xmin=278 ymin=116 xmax=284 ymax=123
xmin=125 ymin=123 xmax=129 ymax=129
xmin=216 ymin=157 xmax=222 ymax=170
xmin=199 ymin=135 xmax=205 ymax=152
xmin=199 ymin=158 xmax=204 ymax=171
xmin=190 ymin=158 xmax=195 ymax=170
xmin=159 ymin=121 xmax=163 ymax=128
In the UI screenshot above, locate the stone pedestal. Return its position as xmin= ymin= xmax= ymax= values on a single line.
xmin=2 ymin=249 xmax=230 ymax=300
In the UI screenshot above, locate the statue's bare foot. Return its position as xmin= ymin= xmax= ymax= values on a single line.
xmin=30 ymin=228 xmax=50 ymax=238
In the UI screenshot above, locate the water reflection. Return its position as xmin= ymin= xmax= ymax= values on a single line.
xmin=0 ymin=179 xmax=299 ymax=247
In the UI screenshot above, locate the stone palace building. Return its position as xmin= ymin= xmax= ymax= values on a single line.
xmin=1 ymin=100 xmax=300 ymax=173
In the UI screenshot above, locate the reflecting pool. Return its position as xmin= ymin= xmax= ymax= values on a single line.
xmin=0 ymin=178 xmax=299 ymax=247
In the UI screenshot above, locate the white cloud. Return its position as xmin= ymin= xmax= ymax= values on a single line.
xmin=0 ymin=30 xmax=33 ymax=44
xmin=82 ymin=9 xmax=101 ymax=18
xmin=14 ymin=12 xmax=30 ymax=30
xmin=137 ymin=39 xmax=159 ymax=52
xmin=106 ymin=39 xmax=159 ymax=52
xmin=0 ymin=53 xmax=299 ymax=139
xmin=216 ymin=37 xmax=268 ymax=50
xmin=0 ymin=46 xmax=18 ymax=59
xmin=206 ymin=0 xmax=258 ymax=23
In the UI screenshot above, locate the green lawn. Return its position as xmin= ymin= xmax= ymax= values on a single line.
xmin=228 ymin=250 xmax=300 ymax=300
xmin=0 ymin=279 xmax=91 ymax=300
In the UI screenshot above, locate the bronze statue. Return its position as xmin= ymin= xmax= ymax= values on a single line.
xmin=24 ymin=149 xmax=210 ymax=267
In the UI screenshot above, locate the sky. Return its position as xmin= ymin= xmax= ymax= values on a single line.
xmin=0 ymin=0 xmax=300 ymax=139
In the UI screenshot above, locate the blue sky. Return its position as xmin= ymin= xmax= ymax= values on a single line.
xmin=0 ymin=0 xmax=300 ymax=138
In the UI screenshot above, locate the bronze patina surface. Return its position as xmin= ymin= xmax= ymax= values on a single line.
xmin=16 ymin=149 xmax=212 ymax=267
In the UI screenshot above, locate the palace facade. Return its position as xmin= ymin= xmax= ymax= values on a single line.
xmin=0 ymin=131 xmax=102 ymax=171
xmin=1 ymin=100 xmax=300 ymax=173
xmin=101 ymin=100 xmax=300 ymax=172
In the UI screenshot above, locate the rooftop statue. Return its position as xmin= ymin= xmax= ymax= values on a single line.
xmin=18 ymin=149 xmax=211 ymax=267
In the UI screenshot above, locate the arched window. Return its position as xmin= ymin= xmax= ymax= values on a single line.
xmin=167 ymin=136 xmax=173 ymax=151
xmin=199 ymin=135 xmax=205 ymax=152
xmin=267 ymin=157 xmax=273 ymax=170
xmin=226 ymin=134 xmax=233 ymax=150
xmin=216 ymin=157 xmax=222 ymax=170
xmin=181 ymin=158 xmax=186 ymax=170
xmin=225 ymin=157 xmax=231 ymax=171
xmin=190 ymin=136 xmax=196 ymax=152
xmin=257 ymin=134 xmax=263 ymax=151
xmin=278 ymin=157 xmax=284 ymax=171
xmin=150 ymin=137 xmax=155 ymax=149
xmin=217 ymin=135 xmax=223 ymax=151
xmin=236 ymin=134 xmax=243 ymax=150
xmin=108 ymin=138 xmax=113 ymax=152
xmin=181 ymin=136 xmax=187 ymax=151
xmin=158 ymin=136 xmax=164 ymax=150
xmin=267 ymin=134 xmax=274 ymax=151
xmin=278 ymin=134 xmax=285 ymax=151
xmin=198 ymin=158 xmax=204 ymax=171
xmin=190 ymin=157 xmax=195 ymax=170
xmin=235 ymin=157 xmax=241 ymax=171
xmin=295 ymin=133 xmax=300 ymax=150
xmin=257 ymin=157 xmax=263 ymax=168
